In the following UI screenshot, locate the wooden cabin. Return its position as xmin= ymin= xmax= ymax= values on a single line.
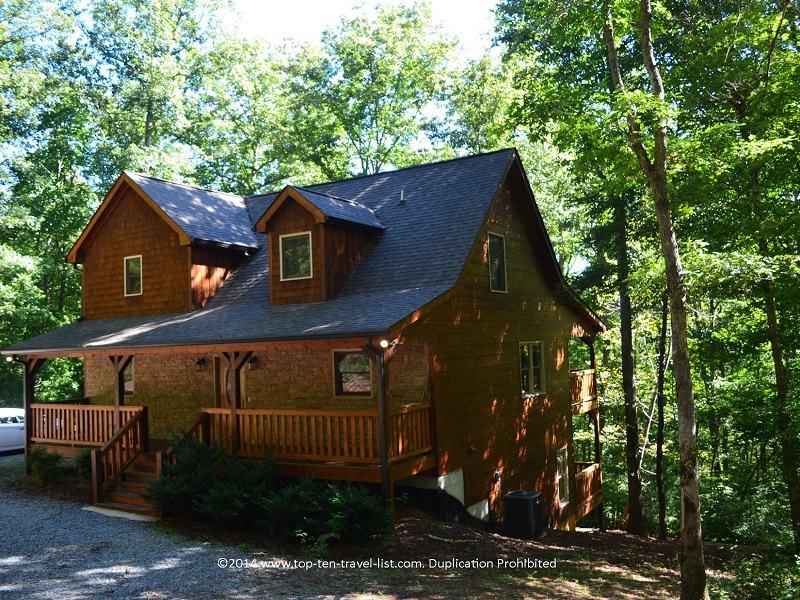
xmin=3 ymin=149 xmax=605 ymax=528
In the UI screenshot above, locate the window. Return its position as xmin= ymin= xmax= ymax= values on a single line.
xmin=124 ymin=255 xmax=142 ymax=296
xmin=280 ymin=232 xmax=312 ymax=280
xmin=557 ymin=446 xmax=570 ymax=506
xmin=334 ymin=351 xmax=371 ymax=396
xmin=487 ymin=232 xmax=507 ymax=292
xmin=123 ymin=360 xmax=134 ymax=395
xmin=520 ymin=341 xmax=545 ymax=397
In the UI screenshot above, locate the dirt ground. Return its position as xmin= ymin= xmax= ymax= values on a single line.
xmin=0 ymin=454 xmax=739 ymax=599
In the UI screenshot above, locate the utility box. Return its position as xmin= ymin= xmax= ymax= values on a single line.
xmin=502 ymin=490 xmax=545 ymax=539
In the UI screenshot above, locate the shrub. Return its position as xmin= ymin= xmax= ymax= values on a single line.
xmin=74 ymin=448 xmax=94 ymax=486
xmin=260 ymin=479 xmax=391 ymax=555
xmin=145 ymin=435 xmax=228 ymax=515
xmin=28 ymin=446 xmax=63 ymax=487
xmin=192 ymin=458 xmax=276 ymax=526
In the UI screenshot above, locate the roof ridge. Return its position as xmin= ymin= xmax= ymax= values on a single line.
xmin=245 ymin=148 xmax=517 ymax=200
xmin=125 ymin=171 xmax=245 ymax=201
xmin=293 ymin=186 xmax=375 ymax=211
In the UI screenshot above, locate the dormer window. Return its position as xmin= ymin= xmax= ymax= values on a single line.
xmin=279 ymin=232 xmax=313 ymax=280
xmin=488 ymin=233 xmax=507 ymax=292
xmin=124 ymin=255 xmax=142 ymax=296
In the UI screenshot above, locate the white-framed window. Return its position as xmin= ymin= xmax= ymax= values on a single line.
xmin=557 ymin=445 xmax=570 ymax=506
xmin=520 ymin=341 xmax=545 ymax=397
xmin=333 ymin=350 xmax=371 ymax=396
xmin=487 ymin=232 xmax=507 ymax=292
xmin=279 ymin=232 xmax=313 ymax=281
xmin=124 ymin=255 xmax=142 ymax=296
xmin=123 ymin=360 xmax=134 ymax=395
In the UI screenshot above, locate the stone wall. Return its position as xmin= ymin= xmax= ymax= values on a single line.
xmin=84 ymin=344 xmax=430 ymax=439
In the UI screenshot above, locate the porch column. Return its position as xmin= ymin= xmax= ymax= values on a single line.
xmin=23 ymin=358 xmax=46 ymax=474
xmin=366 ymin=342 xmax=392 ymax=507
xmin=108 ymin=355 xmax=133 ymax=431
xmin=219 ymin=351 xmax=252 ymax=457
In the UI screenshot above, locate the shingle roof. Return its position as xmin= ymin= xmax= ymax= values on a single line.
xmin=8 ymin=149 xmax=582 ymax=356
xmin=127 ymin=172 xmax=260 ymax=250
xmin=290 ymin=186 xmax=385 ymax=231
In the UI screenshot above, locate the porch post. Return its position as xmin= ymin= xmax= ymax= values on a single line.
xmin=366 ymin=343 xmax=391 ymax=507
xmin=23 ymin=358 xmax=45 ymax=474
xmin=220 ymin=351 xmax=252 ymax=457
xmin=108 ymin=355 xmax=133 ymax=431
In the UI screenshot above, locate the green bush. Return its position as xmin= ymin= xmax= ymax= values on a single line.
xmin=192 ymin=458 xmax=276 ymax=526
xmin=28 ymin=446 xmax=63 ymax=487
xmin=713 ymin=552 xmax=800 ymax=600
xmin=74 ymin=448 xmax=94 ymax=486
xmin=145 ymin=435 xmax=229 ymax=515
xmin=260 ymin=479 xmax=391 ymax=555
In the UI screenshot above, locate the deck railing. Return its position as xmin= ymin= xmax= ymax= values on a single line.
xmin=30 ymin=403 xmax=140 ymax=447
xmin=570 ymin=369 xmax=597 ymax=414
xmin=172 ymin=404 xmax=433 ymax=466
xmin=91 ymin=407 xmax=149 ymax=504
xmin=575 ymin=460 xmax=603 ymax=520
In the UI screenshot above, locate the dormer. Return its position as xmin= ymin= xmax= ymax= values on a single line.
xmin=67 ymin=172 xmax=259 ymax=319
xmin=254 ymin=186 xmax=384 ymax=305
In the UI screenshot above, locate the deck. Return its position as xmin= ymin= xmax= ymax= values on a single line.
xmin=575 ymin=460 xmax=603 ymax=520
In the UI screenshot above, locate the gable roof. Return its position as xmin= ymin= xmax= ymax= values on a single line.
xmin=7 ymin=149 xmax=604 ymax=357
xmin=255 ymin=185 xmax=385 ymax=232
xmin=67 ymin=172 xmax=259 ymax=263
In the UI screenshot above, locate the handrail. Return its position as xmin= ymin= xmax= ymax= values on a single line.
xmin=91 ymin=407 xmax=148 ymax=505
xmin=156 ymin=411 xmax=210 ymax=478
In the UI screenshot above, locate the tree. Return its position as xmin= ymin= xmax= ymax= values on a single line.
xmin=496 ymin=1 xmax=708 ymax=596
xmin=289 ymin=1 xmax=454 ymax=175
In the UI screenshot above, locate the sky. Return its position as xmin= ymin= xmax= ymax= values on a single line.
xmin=224 ymin=0 xmax=499 ymax=60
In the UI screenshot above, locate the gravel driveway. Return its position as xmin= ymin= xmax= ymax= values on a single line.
xmin=0 ymin=457 xmax=329 ymax=600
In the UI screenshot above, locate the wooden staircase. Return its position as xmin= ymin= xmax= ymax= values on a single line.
xmin=96 ymin=452 xmax=161 ymax=518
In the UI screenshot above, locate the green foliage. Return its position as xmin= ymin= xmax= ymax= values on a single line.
xmin=713 ymin=552 xmax=800 ymax=600
xmin=145 ymin=435 xmax=229 ymax=515
xmin=260 ymin=479 xmax=391 ymax=555
xmin=192 ymin=457 xmax=276 ymax=525
xmin=74 ymin=448 xmax=94 ymax=487
xmin=28 ymin=446 xmax=63 ymax=487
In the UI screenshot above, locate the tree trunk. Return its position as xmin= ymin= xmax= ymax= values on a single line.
xmin=748 ymin=169 xmax=800 ymax=554
xmin=656 ymin=292 xmax=669 ymax=540
xmin=604 ymin=2 xmax=708 ymax=597
xmin=615 ymin=193 xmax=647 ymax=536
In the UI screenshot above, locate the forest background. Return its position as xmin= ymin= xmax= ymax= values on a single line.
xmin=1 ymin=1 xmax=798 ymax=597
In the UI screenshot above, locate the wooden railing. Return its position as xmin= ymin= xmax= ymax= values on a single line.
xmin=168 ymin=404 xmax=433 ymax=467
xmin=575 ymin=461 xmax=603 ymax=520
xmin=389 ymin=402 xmax=433 ymax=462
xmin=91 ymin=407 xmax=149 ymax=504
xmin=570 ymin=369 xmax=597 ymax=414
xmin=30 ymin=403 xmax=140 ymax=447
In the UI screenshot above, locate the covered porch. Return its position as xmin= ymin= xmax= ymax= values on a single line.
xmin=16 ymin=337 xmax=437 ymax=512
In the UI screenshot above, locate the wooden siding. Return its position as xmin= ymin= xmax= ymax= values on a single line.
xmin=83 ymin=187 xmax=190 ymax=319
xmin=399 ymin=185 xmax=584 ymax=526
xmin=266 ymin=200 xmax=325 ymax=305
xmin=190 ymin=246 xmax=243 ymax=310
xmin=324 ymin=224 xmax=374 ymax=299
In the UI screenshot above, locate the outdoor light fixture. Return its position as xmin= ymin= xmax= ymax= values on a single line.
xmin=248 ymin=355 xmax=258 ymax=370
xmin=5 ymin=356 xmax=12 ymax=363
xmin=195 ymin=357 xmax=206 ymax=372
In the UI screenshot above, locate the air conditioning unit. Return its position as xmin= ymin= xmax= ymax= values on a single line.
xmin=502 ymin=490 xmax=545 ymax=539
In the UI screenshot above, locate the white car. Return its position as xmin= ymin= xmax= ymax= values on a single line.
xmin=0 ymin=408 xmax=25 ymax=452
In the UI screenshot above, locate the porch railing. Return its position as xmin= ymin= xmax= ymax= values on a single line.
xmin=570 ymin=369 xmax=597 ymax=414
xmin=91 ymin=407 xmax=149 ymax=504
xmin=30 ymin=403 xmax=140 ymax=447
xmin=170 ymin=404 xmax=433 ymax=467
xmin=575 ymin=460 xmax=603 ymax=520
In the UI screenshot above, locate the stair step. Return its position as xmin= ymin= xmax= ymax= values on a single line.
xmin=96 ymin=501 xmax=160 ymax=518
xmin=116 ymin=481 xmax=149 ymax=494
xmin=123 ymin=470 xmax=158 ymax=483
xmin=105 ymin=490 xmax=153 ymax=507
